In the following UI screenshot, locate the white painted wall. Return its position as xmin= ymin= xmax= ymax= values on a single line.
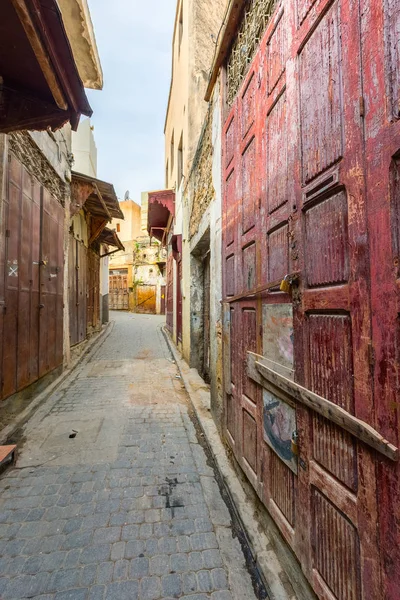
xmin=71 ymin=118 xmax=97 ymax=178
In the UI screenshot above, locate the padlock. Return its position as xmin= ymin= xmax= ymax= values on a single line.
xmin=280 ymin=275 xmax=291 ymax=294
xmin=291 ymin=430 xmax=299 ymax=456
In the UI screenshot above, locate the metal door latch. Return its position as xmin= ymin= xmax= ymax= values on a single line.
xmin=291 ymin=430 xmax=299 ymax=456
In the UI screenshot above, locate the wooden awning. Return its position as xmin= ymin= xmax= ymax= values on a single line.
xmin=0 ymin=0 xmax=92 ymax=133
xmin=98 ymin=228 xmax=125 ymax=252
xmin=147 ymin=189 xmax=175 ymax=243
xmin=71 ymin=172 xmax=124 ymax=221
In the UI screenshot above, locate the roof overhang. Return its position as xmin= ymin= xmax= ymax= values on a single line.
xmin=205 ymin=0 xmax=246 ymax=102
xmin=71 ymin=171 xmax=124 ymax=221
xmin=147 ymin=189 xmax=175 ymax=244
xmin=98 ymin=227 xmax=125 ymax=252
xmin=57 ymin=0 xmax=103 ymax=90
xmin=0 ymin=0 xmax=92 ymax=133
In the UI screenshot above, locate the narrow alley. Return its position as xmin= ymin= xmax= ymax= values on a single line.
xmin=0 ymin=313 xmax=258 ymax=600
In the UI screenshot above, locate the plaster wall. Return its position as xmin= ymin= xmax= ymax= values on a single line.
xmin=187 ymin=80 xmax=223 ymax=424
xmin=164 ymin=0 xmax=225 ymax=361
xmin=71 ymin=118 xmax=97 ymax=178
xmin=112 ymin=200 xmax=142 ymax=243
xmin=209 ymin=82 xmax=223 ymax=426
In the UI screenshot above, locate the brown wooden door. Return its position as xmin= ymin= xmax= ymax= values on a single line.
xmin=0 ymin=153 xmax=64 ymax=401
xmin=109 ymin=270 xmax=129 ymax=310
xmin=136 ymin=285 xmax=156 ymax=314
xmin=87 ymin=249 xmax=100 ymax=333
xmin=68 ymin=236 xmax=87 ymax=346
xmin=221 ymin=1 xmax=384 ymax=598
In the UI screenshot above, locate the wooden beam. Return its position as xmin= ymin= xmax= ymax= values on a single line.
xmin=247 ymin=351 xmax=399 ymax=462
xmin=93 ymin=182 xmax=112 ymax=222
xmin=10 ymin=0 xmax=68 ymax=111
xmin=88 ymin=218 xmax=107 ymax=246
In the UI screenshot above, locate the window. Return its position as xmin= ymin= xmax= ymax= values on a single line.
xmin=178 ymin=2 xmax=183 ymax=53
xmin=165 ymin=160 xmax=169 ymax=187
xmin=170 ymin=131 xmax=174 ymax=175
xmin=177 ymin=133 xmax=183 ymax=185
xmin=116 ymin=223 xmax=120 ymax=233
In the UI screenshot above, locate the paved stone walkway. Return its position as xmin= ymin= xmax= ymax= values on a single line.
xmin=0 ymin=313 xmax=257 ymax=600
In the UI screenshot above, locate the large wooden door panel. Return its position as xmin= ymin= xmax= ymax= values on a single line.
xmin=1 ymin=154 xmax=64 ymax=402
xmin=221 ymin=0 xmax=389 ymax=598
xmin=361 ymin=1 xmax=400 ymax=597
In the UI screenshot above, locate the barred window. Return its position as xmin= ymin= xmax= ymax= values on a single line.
xmin=226 ymin=0 xmax=278 ymax=106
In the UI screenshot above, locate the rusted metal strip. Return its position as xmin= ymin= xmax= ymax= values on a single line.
xmin=247 ymin=351 xmax=399 ymax=461
xmin=222 ymin=272 xmax=299 ymax=303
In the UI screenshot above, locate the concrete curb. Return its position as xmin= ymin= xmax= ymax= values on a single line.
xmin=0 ymin=321 xmax=114 ymax=445
xmin=162 ymin=327 xmax=316 ymax=600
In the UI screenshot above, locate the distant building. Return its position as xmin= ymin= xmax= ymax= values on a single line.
xmin=147 ymin=0 xmax=226 ymax=361
xmin=71 ymin=119 xmax=123 ymax=331
xmin=72 ymin=118 xmax=98 ymax=178
xmin=109 ymin=197 xmax=166 ymax=315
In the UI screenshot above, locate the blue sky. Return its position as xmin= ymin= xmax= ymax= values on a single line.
xmin=85 ymin=0 xmax=177 ymax=202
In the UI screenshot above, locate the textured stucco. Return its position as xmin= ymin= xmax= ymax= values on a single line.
xmin=57 ymin=0 xmax=103 ymax=89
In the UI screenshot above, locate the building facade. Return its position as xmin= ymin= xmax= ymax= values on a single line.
xmin=109 ymin=197 xmax=166 ymax=315
xmin=0 ymin=0 xmax=121 ymax=403
xmin=160 ymin=0 xmax=226 ymax=356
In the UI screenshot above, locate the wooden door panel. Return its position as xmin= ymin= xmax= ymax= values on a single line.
xmin=299 ymin=1 xmax=343 ymax=184
xmin=221 ymin=0 xmax=387 ymax=598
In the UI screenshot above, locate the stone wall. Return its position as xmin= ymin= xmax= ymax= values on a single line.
xmin=188 ymin=105 xmax=214 ymax=239
xmin=8 ymin=131 xmax=68 ymax=204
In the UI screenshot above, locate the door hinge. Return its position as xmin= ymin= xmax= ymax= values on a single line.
xmin=359 ymin=96 xmax=365 ymax=118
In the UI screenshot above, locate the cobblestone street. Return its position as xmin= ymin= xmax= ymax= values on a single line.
xmin=0 ymin=313 xmax=257 ymax=600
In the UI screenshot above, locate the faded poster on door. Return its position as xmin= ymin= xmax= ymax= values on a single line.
xmin=263 ymin=389 xmax=297 ymax=474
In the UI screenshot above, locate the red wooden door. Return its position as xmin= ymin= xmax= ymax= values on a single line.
xmin=221 ymin=1 xmax=387 ymax=598
xmin=166 ymin=255 xmax=173 ymax=332
xmin=176 ymin=259 xmax=182 ymax=342
xmin=361 ymin=1 xmax=400 ymax=597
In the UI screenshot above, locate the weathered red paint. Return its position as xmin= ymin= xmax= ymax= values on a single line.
xmin=221 ymin=0 xmax=400 ymax=598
